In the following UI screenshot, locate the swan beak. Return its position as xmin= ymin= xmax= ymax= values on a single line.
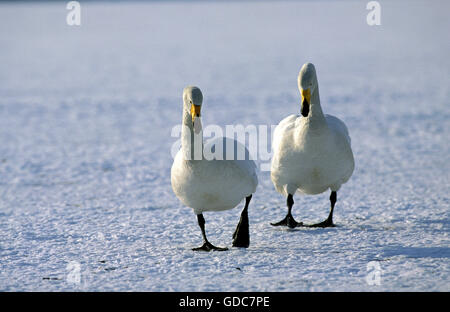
xmin=191 ymin=104 xmax=201 ymax=122
xmin=301 ymin=88 xmax=310 ymax=117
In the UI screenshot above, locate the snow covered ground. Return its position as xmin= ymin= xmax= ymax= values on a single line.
xmin=0 ymin=0 xmax=449 ymax=291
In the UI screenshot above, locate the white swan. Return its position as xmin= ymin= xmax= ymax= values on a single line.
xmin=171 ymin=86 xmax=258 ymax=251
xmin=270 ymin=63 xmax=354 ymax=228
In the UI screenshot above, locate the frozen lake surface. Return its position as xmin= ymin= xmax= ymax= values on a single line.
xmin=0 ymin=0 xmax=449 ymax=291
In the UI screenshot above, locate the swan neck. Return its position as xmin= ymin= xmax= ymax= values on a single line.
xmin=181 ymin=108 xmax=203 ymax=160
xmin=308 ymin=86 xmax=325 ymax=123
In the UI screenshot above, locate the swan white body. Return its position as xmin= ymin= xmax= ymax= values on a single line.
xmin=172 ymin=136 xmax=258 ymax=215
xmin=271 ymin=113 xmax=354 ymax=196
xmin=171 ymin=86 xmax=257 ymax=250
xmin=270 ymin=63 xmax=354 ymax=228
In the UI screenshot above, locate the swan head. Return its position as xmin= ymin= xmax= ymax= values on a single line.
xmin=297 ymin=63 xmax=318 ymax=117
xmin=183 ymin=85 xmax=203 ymax=120
xmin=183 ymin=86 xmax=203 ymax=133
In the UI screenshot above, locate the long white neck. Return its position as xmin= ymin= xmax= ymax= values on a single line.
xmin=305 ymin=85 xmax=326 ymax=126
xmin=181 ymin=106 xmax=203 ymax=160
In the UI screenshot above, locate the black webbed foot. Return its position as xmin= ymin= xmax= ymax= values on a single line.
xmin=192 ymin=241 xmax=228 ymax=252
xmin=270 ymin=214 xmax=303 ymax=229
xmin=307 ymin=217 xmax=335 ymax=228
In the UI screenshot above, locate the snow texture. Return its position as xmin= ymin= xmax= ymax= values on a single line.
xmin=0 ymin=0 xmax=449 ymax=291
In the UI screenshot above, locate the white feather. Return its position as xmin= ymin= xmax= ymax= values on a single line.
xmin=271 ymin=64 xmax=354 ymax=197
xmin=171 ymin=88 xmax=258 ymax=215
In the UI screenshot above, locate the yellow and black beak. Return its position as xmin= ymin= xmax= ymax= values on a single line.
xmin=301 ymin=88 xmax=311 ymax=117
xmin=191 ymin=103 xmax=201 ymax=122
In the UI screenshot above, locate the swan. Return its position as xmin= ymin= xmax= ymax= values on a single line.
xmin=270 ymin=63 xmax=354 ymax=228
xmin=171 ymin=86 xmax=258 ymax=251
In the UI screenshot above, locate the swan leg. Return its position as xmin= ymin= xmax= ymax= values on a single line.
xmin=232 ymin=195 xmax=251 ymax=248
xmin=308 ymin=191 xmax=337 ymax=228
xmin=192 ymin=214 xmax=228 ymax=251
xmin=270 ymin=194 xmax=303 ymax=228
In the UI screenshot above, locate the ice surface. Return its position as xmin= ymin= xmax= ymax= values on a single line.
xmin=0 ymin=0 xmax=449 ymax=291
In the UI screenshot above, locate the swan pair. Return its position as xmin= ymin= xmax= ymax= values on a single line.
xmin=171 ymin=63 xmax=354 ymax=251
